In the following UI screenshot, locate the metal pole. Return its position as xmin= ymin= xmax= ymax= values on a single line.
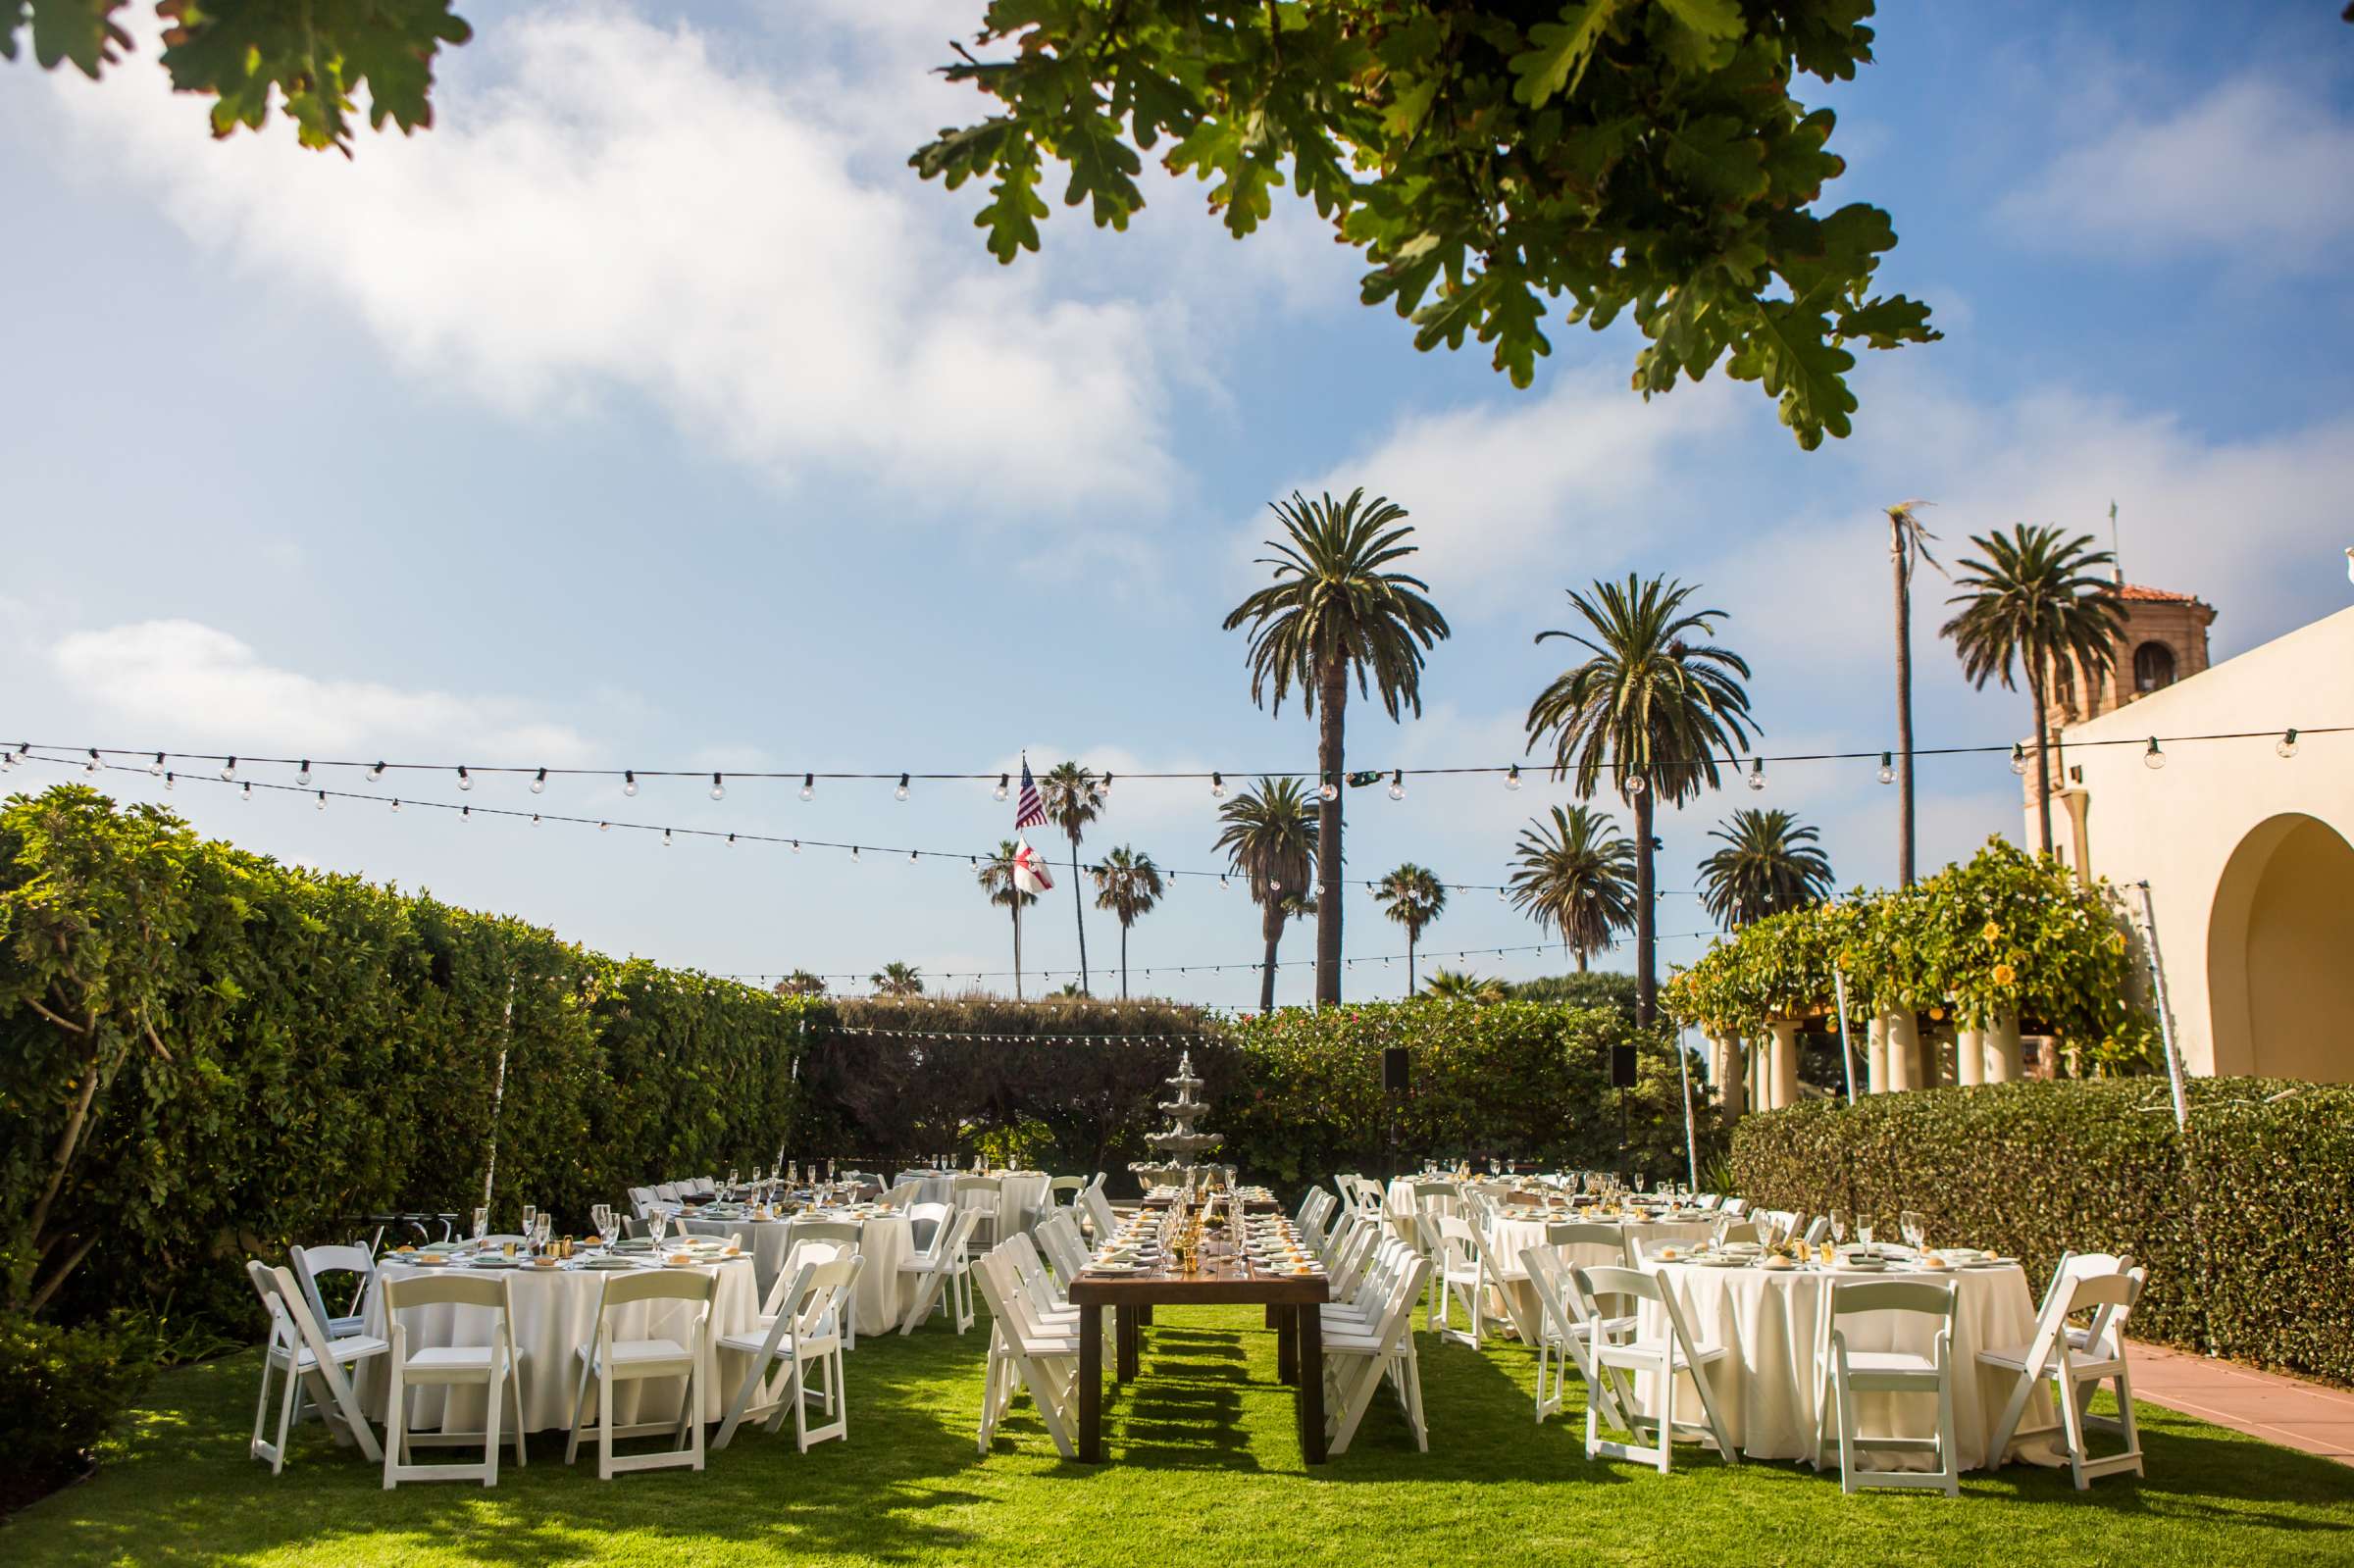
xmin=1832 ymin=967 xmax=1859 ymax=1105
xmin=2136 ymin=881 xmax=2189 ymax=1130
xmin=1676 ymin=1027 xmax=1701 ymax=1189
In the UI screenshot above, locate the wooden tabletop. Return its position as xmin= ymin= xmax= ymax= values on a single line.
xmin=1067 ymin=1246 xmax=1330 ymax=1307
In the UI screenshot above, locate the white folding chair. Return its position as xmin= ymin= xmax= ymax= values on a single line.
xmin=899 ymin=1209 xmax=980 ymax=1334
xmin=291 ymin=1242 xmax=380 ymax=1340
xmin=1049 ymin=1175 xmax=1088 ymax=1212
xmin=1813 ymin=1278 xmax=1960 ymax=1495
xmin=1035 ymin=1211 xmax=1092 ymax=1286
xmin=1575 ymin=1264 xmax=1737 ymax=1473
xmin=2038 ymin=1251 xmax=2139 ymax=1353
xmin=1802 ymin=1215 xmax=1832 ymax=1247
xmin=627 ymin=1187 xmax=658 ymax=1219
xmin=1979 ymin=1269 xmax=2145 ymax=1489
xmin=1425 ymin=1215 xmax=1490 ymax=1348
xmin=973 ymin=1249 xmax=1081 ymax=1457
xmin=562 ymin=1269 xmax=714 ymax=1479
xmin=952 ymin=1176 xmax=1003 ymax=1253
xmin=244 ymin=1260 xmax=385 ymax=1475
xmin=714 ymin=1255 xmax=861 ymax=1451
xmin=1321 ymin=1250 xmax=1431 ymax=1456
xmin=1077 ymin=1182 xmax=1119 ymax=1246
xmin=881 ymin=1180 xmax=922 ymax=1210
xmin=1522 ymin=1247 xmax=1627 ymax=1431
xmin=380 ymin=1271 xmax=527 ymax=1488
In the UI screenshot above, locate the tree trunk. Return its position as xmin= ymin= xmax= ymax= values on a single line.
xmin=1069 ymin=834 xmax=1090 ymax=994
xmin=1576 ymin=946 xmax=1589 ymax=974
xmin=1407 ymin=929 xmax=1416 ymax=996
xmin=2028 ymin=663 xmax=2056 ymax=855
xmin=1892 ymin=516 xmax=1918 ymax=888
xmin=1315 ymin=659 xmax=1347 ymax=1006
xmin=1120 ymin=922 xmax=1130 ymax=1001
xmin=1634 ymin=785 xmax=1658 ymax=1025
xmin=1259 ymin=906 xmax=1283 ymax=1013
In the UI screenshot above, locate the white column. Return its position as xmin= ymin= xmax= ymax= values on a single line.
xmin=1884 ymin=1009 xmax=1920 ymax=1092
xmin=1712 ymin=1034 xmax=1745 ymax=1124
xmin=1956 ymin=1026 xmax=1986 ymax=1087
xmin=1767 ymin=1020 xmax=1801 ymax=1110
xmin=1867 ymin=1013 xmax=1890 ymax=1094
xmin=1985 ymin=1009 xmax=2023 ymax=1083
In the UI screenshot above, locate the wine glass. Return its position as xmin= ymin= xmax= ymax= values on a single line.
xmin=1829 ymin=1207 xmax=1849 ymax=1249
xmin=1856 ymin=1214 xmax=1875 ymax=1258
xmin=649 ymin=1210 xmax=669 ymax=1249
xmin=1901 ymin=1209 xmax=1925 ymax=1255
xmin=598 ymin=1206 xmax=621 ymax=1248
xmin=534 ymin=1213 xmax=552 ymax=1252
xmin=590 ymin=1203 xmax=611 ymax=1242
xmin=521 ymin=1203 xmax=537 ymax=1239
xmin=471 ymin=1206 xmax=488 ymax=1244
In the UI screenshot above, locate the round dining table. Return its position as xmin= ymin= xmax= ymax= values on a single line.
xmin=1633 ymin=1256 xmax=2056 ymax=1469
xmin=894 ymin=1170 xmax=1052 ymax=1238
xmin=1476 ymin=1211 xmax=1718 ymax=1340
xmin=359 ymin=1253 xmax=759 ymax=1434
xmin=679 ymin=1210 xmax=913 ymax=1337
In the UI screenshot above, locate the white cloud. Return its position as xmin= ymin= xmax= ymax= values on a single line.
xmin=53 ymin=619 xmax=591 ymax=759
xmin=1998 ymin=75 xmax=2354 ymax=268
xmin=49 ymin=7 xmax=1177 ymax=518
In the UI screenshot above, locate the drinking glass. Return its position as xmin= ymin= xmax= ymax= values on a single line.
xmin=521 ymin=1203 xmax=537 ymax=1238
xmin=590 ymin=1203 xmax=611 ymax=1239
xmin=1856 ymin=1216 xmax=1875 ymax=1257
xmin=471 ymin=1206 xmax=488 ymax=1243
xmin=598 ymin=1208 xmax=620 ymax=1248
xmin=535 ymin=1214 xmax=552 ymax=1252
xmin=1829 ymin=1208 xmax=1849 ymax=1247
xmin=1901 ymin=1209 xmax=1925 ymax=1253
xmin=649 ymin=1211 xmax=669 ymax=1248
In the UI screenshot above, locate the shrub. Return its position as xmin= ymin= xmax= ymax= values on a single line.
xmin=1731 ymin=1078 xmax=2354 ymax=1386
xmin=0 ymin=1311 xmax=153 ymax=1494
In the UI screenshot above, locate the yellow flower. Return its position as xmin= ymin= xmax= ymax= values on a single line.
xmin=1992 ymin=962 xmax=2018 ymax=986
xmin=1982 ymin=922 xmax=2003 ymax=943
xmin=2110 ymin=932 xmax=2127 ymax=954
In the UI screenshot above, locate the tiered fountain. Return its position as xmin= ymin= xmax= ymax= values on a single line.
xmin=1134 ymin=1049 xmax=1223 ymax=1186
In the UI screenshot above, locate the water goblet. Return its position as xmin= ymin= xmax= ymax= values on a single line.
xmin=1829 ymin=1208 xmax=1849 ymax=1248
xmin=598 ymin=1208 xmax=621 ymax=1248
xmin=649 ymin=1211 xmax=669 ymax=1249
xmin=1856 ymin=1216 xmax=1874 ymax=1258
xmin=590 ymin=1203 xmax=611 ymax=1239
xmin=471 ymin=1206 xmax=488 ymax=1244
xmin=521 ymin=1203 xmax=537 ymax=1238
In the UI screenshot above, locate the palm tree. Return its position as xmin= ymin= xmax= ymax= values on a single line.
xmin=1222 ymin=488 xmax=1450 ymax=1005
xmin=868 ymin=961 xmax=925 ymax=996
xmin=771 ymin=970 xmax=827 ymax=998
xmin=1371 ymin=863 xmax=1447 ymax=995
xmin=1524 ymin=576 xmax=1756 ymax=1025
xmin=1211 ymin=777 xmax=1318 ymax=1012
xmin=1884 ymin=500 xmax=1942 ymax=887
xmin=1697 ymin=809 xmax=1836 ymax=929
xmin=1507 ymin=804 xmax=1637 ymax=971
xmin=1089 ymin=845 xmax=1165 ymax=999
xmin=1940 ymin=525 xmax=2126 ymax=855
xmin=1422 ymin=968 xmax=1508 ymax=1003
xmin=975 ymin=839 xmax=1041 ymax=999
xmin=1037 ymin=761 xmax=1103 ymax=994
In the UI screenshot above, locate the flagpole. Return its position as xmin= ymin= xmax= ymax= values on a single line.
xmin=1013 ymin=885 xmax=1025 ymax=1002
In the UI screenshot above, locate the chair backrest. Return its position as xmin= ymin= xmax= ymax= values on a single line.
xmin=247 ymin=1260 xmax=373 ymax=1427
xmin=598 ymin=1266 xmax=717 ymax=1311
xmin=1545 ymin=1220 xmax=1627 ymax=1257
xmin=1049 ymin=1176 xmax=1087 ymax=1197
xmin=1436 ymin=1214 xmax=1485 ymax=1265
xmin=1829 ymin=1277 xmax=1957 ymax=1325
xmin=1576 ymin=1263 xmax=1663 ymax=1311
xmin=1802 ymin=1216 xmax=1832 ymax=1246
xmin=383 ymin=1269 xmax=511 ymax=1316
xmin=654 ymin=1183 xmax=682 ymax=1201
xmin=2039 ymin=1249 xmax=2131 ymax=1316
xmin=290 ymin=1242 xmax=376 ymax=1329
xmin=1721 ymin=1197 xmax=1750 ymax=1216
xmin=1036 ymin=1212 xmax=1091 ymax=1281
xmin=1078 ymin=1185 xmax=1119 ymax=1241
xmin=906 ymin=1201 xmax=953 ymax=1256
xmin=1522 ymin=1246 xmax=1594 ymax=1337
xmin=933 ymin=1208 xmax=982 ymax=1263
xmin=627 ymin=1186 xmax=657 ymax=1217
xmin=790 ymin=1220 xmax=862 ymax=1246
xmin=2015 ymin=1267 xmax=2134 ymax=1377
xmin=953 ymin=1176 xmax=1002 ymax=1198
xmin=1714 ymin=1220 xmax=1759 ymax=1246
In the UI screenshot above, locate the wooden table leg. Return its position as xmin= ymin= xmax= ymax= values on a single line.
xmin=1115 ymin=1304 xmax=1139 ymax=1383
xmin=1079 ymin=1302 xmax=1102 ymax=1463
xmin=1276 ymin=1303 xmax=1299 ymax=1385
xmin=1296 ymin=1304 xmax=1326 ymax=1463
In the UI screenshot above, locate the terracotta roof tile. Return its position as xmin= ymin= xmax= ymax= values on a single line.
xmin=2117 ymin=583 xmax=2206 ymax=604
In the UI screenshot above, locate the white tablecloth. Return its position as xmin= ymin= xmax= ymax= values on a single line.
xmin=361 ymin=1257 xmax=758 ymax=1433
xmin=681 ymin=1214 xmax=912 ymax=1336
xmin=1476 ymin=1215 xmax=1717 ymax=1340
xmin=1636 ymin=1260 xmax=2054 ymax=1469
xmin=894 ymin=1171 xmax=1052 ymax=1237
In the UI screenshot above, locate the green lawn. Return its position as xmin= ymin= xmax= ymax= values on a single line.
xmin=11 ymin=1303 xmax=2351 ymax=1567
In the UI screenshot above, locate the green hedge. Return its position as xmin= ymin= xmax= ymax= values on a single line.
xmin=1730 ymin=1079 xmax=2354 ymax=1386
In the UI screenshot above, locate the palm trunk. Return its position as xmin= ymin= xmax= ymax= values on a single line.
xmin=1259 ymin=907 xmax=1283 ymax=1013
xmin=2028 ymin=663 xmax=2056 ymax=856
xmin=1633 ymin=786 xmax=1658 ymax=1025
xmin=1892 ymin=519 xmax=1918 ymax=887
xmin=1120 ymin=922 xmax=1130 ymax=1001
xmin=1576 ymin=946 xmax=1589 ymax=974
xmin=1069 ymin=834 xmax=1089 ymax=994
xmin=1315 ymin=660 xmax=1347 ymax=1006
xmin=1407 ymin=929 xmax=1416 ymax=996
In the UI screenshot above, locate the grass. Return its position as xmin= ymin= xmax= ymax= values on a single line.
xmin=9 ymin=1301 xmax=2352 ymax=1567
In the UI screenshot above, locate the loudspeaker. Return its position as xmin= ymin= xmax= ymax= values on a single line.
xmin=1382 ymin=1046 xmax=1410 ymax=1093
xmin=1610 ymin=1044 xmax=1639 ymax=1088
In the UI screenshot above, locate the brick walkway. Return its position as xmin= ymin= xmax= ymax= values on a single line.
xmin=2128 ymin=1338 xmax=2354 ymax=1466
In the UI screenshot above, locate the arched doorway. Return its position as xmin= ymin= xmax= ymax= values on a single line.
xmin=2206 ymin=813 xmax=2354 ymax=1082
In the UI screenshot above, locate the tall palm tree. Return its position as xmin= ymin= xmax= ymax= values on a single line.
xmin=975 ymin=839 xmax=1041 ymax=999
xmin=868 ymin=961 xmax=925 ymax=996
xmin=1371 ymin=863 xmax=1447 ymax=995
xmin=1507 ymin=804 xmax=1637 ymax=971
xmin=1211 ymin=777 xmax=1318 ymax=1012
xmin=1037 ymin=761 xmax=1102 ymax=994
xmin=1089 ymin=845 xmax=1165 ymax=1000
xmin=1697 ymin=809 xmax=1836 ymax=929
xmin=1940 ymin=525 xmax=2126 ymax=855
xmin=1223 ymin=488 xmax=1450 ymax=1005
xmin=771 ymin=970 xmax=827 ymax=998
xmin=1884 ymin=500 xmax=1942 ymax=887
xmin=1524 ymin=576 xmax=1756 ymax=1025
xmin=1422 ymin=968 xmax=1508 ymax=1003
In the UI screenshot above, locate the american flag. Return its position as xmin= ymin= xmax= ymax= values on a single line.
xmin=1013 ymin=756 xmax=1047 ymax=831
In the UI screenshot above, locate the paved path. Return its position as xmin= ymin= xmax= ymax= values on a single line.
xmin=2127 ymin=1338 xmax=2354 ymax=1466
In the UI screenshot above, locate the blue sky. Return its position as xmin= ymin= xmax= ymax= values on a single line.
xmin=4 ymin=1 xmax=2350 ymax=1008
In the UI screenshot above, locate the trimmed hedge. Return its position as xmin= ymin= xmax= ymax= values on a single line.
xmin=1731 ymin=1078 xmax=2354 ymax=1386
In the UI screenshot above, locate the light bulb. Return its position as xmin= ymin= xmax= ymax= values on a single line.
xmin=1747 ymin=758 xmax=1766 ymax=792
xmin=710 ymin=772 xmax=726 ymax=801
xmin=726 ymin=833 xmax=736 ymax=846
xmin=390 ymin=798 xmax=402 ymax=813
xmin=1876 ymin=751 xmax=1894 ymax=785
xmin=532 ymin=767 xmax=546 ymax=793
xmin=1627 ymin=773 xmax=1648 ymax=796
xmin=1497 ymin=885 xmax=1508 ymax=901
xmin=163 ymin=771 xmax=175 ymax=790
xmin=623 ymin=770 xmax=639 ymax=797
xmin=894 ymin=772 xmax=910 ymax=801
xmin=851 ymin=846 xmax=861 ymax=862
xmin=1209 ymin=772 xmax=1225 ymax=799
xmin=368 ymin=761 xmax=385 ymax=784
xmin=1505 ymin=764 xmax=1521 ymax=791
xmin=792 ymin=839 xmax=802 ymax=854
xmin=994 ymin=773 xmax=1009 ymax=801
xmin=461 ymin=805 xmax=472 ymax=824
xmin=1 ymin=752 xmax=15 ymax=772
xmin=1318 ymin=777 xmax=1338 ymax=802
xmin=1219 ymin=875 xmax=1229 ymax=890
xmin=149 ymin=751 xmax=165 ymax=777
xmin=84 ymin=747 xmax=101 ymax=774
xmin=531 ymin=814 xmax=541 ymax=826
xmin=457 ymin=765 xmax=473 ymax=792
xmin=240 ymin=781 xmax=252 ymax=802
xmin=908 ymin=849 xmax=918 ymax=864
xmin=1388 ymin=769 xmax=1405 ymax=801
xmin=663 ymin=829 xmax=673 ymax=846
xmin=597 ymin=820 xmax=610 ymax=832
xmin=315 ymin=790 xmax=327 ymax=811
xmin=1269 ymin=880 xmax=1282 ymax=893
xmin=2277 ymin=729 xmax=2298 ymax=759
xmin=800 ymin=773 xmax=814 ymax=801
xmin=220 ymin=755 xmax=237 ymax=782
xmin=1095 ymin=772 xmax=1112 ymax=799
xmin=2143 ymin=737 xmax=2165 ymax=770
xmin=2010 ymin=742 xmax=2028 ymax=776
xmin=295 ymin=759 xmax=311 ymax=786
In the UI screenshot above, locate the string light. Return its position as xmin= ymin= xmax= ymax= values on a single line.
xmin=296 ymin=759 xmax=312 ymax=786
xmin=149 ymin=751 xmax=165 ymax=777
xmin=727 ymin=832 xmax=737 ymax=846
xmin=851 ymin=846 xmax=861 ymax=862
xmin=1505 ymin=764 xmax=1521 ymax=791
xmin=1389 ymin=769 xmax=1405 ymax=801
xmin=2010 ymin=742 xmax=2028 ymax=776
xmin=800 ymin=773 xmax=814 ymax=801
xmin=710 ymin=772 xmax=727 ymax=801
xmin=908 ymin=849 xmax=919 ymax=864
xmin=532 ymin=814 xmax=541 ymax=826
xmin=1094 ymin=772 xmax=1112 ymax=800
xmin=220 ymin=755 xmax=237 ymax=782
xmin=895 ymin=773 xmax=909 ymax=802
xmin=84 ymin=747 xmax=101 ymax=774
xmin=457 ymin=765 xmax=473 ymax=792
xmin=1209 ymin=772 xmax=1225 ymax=799
xmin=391 ymin=798 xmax=403 ymax=813
xmin=532 ymin=766 xmax=547 ymax=794
xmin=2277 ymin=729 xmax=2298 ymax=759
xmin=1876 ymin=752 xmax=1894 ymax=785
xmin=662 ymin=828 xmax=672 ymax=846
xmin=623 ymin=770 xmax=639 ymax=797
xmin=1627 ymin=772 xmax=1647 ymax=796
xmin=315 ymin=790 xmax=327 ymax=811
xmin=597 ymin=819 xmax=609 ymax=831
xmin=240 ymin=781 xmax=252 ymax=802
xmin=163 ymin=771 xmax=174 ymax=789
xmin=2143 ymin=737 xmax=2166 ymax=770
xmin=368 ymin=761 xmax=385 ymax=784
xmin=462 ymin=805 xmax=473 ymax=824
xmin=995 ymin=773 xmax=1009 ymax=801
xmin=1318 ymin=774 xmax=1339 ymax=803
xmin=1746 ymin=757 xmax=1766 ymax=792
xmin=793 ymin=840 xmax=802 ymax=854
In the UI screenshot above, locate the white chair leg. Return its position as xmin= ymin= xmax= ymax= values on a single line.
xmin=483 ymin=1368 xmax=504 ymax=1489
xmin=564 ymin=1358 xmax=593 ymax=1466
xmin=273 ymin=1359 xmax=301 ymax=1475
xmin=382 ymin=1366 xmax=405 ymax=1490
